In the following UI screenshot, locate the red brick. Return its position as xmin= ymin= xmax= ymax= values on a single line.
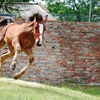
xmin=1 ymin=20 xmax=100 ymax=84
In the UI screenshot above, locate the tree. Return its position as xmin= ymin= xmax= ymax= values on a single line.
xmin=43 ymin=0 xmax=86 ymax=21
xmin=88 ymin=0 xmax=100 ymax=22
xmin=43 ymin=0 xmax=100 ymax=22
xmin=47 ymin=2 xmax=74 ymax=21
xmin=0 ymin=0 xmax=5 ymax=8
xmin=0 ymin=0 xmax=29 ymax=17
xmin=66 ymin=0 xmax=100 ymax=22
xmin=0 ymin=1 xmax=20 ymax=17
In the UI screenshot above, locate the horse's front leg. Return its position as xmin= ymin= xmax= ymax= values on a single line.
xmin=13 ymin=49 xmax=34 ymax=79
xmin=0 ymin=50 xmax=14 ymax=76
xmin=10 ymin=42 xmax=21 ymax=71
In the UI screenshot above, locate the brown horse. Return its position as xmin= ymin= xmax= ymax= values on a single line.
xmin=0 ymin=13 xmax=48 ymax=79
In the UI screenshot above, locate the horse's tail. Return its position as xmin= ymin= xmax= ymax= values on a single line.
xmin=0 ymin=17 xmax=15 ymax=26
xmin=0 ymin=27 xmax=7 ymax=48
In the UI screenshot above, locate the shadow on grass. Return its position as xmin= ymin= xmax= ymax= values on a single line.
xmin=18 ymin=82 xmax=100 ymax=99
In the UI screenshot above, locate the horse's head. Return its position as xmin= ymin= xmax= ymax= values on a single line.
xmin=33 ymin=14 xmax=48 ymax=46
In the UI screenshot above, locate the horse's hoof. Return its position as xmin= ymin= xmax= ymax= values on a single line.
xmin=13 ymin=73 xmax=20 ymax=79
xmin=10 ymin=63 xmax=16 ymax=71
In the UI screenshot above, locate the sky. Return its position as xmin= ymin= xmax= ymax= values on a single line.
xmin=34 ymin=0 xmax=64 ymax=2
xmin=33 ymin=0 xmax=65 ymax=5
xmin=30 ymin=0 xmax=79 ymax=5
xmin=34 ymin=0 xmax=46 ymax=5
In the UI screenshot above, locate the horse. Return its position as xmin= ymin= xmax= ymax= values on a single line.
xmin=0 ymin=13 xmax=48 ymax=79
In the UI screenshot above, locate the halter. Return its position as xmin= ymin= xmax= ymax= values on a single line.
xmin=35 ymin=33 xmax=44 ymax=38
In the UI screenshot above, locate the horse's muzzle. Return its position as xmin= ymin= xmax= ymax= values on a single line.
xmin=36 ymin=41 xmax=42 ymax=46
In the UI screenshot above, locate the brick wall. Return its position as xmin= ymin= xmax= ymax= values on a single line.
xmin=1 ymin=20 xmax=100 ymax=84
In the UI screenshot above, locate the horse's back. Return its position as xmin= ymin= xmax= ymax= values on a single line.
xmin=3 ymin=23 xmax=20 ymax=41
xmin=5 ymin=23 xmax=28 ymax=37
xmin=5 ymin=22 xmax=30 ymax=34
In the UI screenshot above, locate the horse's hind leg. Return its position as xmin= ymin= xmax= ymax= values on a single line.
xmin=0 ymin=39 xmax=6 ymax=75
xmin=13 ymin=49 xmax=34 ymax=79
xmin=0 ymin=49 xmax=14 ymax=76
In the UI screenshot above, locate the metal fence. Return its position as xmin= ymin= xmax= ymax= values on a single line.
xmin=52 ymin=3 xmax=100 ymax=22
xmin=0 ymin=1 xmax=100 ymax=22
xmin=53 ymin=13 xmax=100 ymax=22
xmin=0 ymin=1 xmax=100 ymax=85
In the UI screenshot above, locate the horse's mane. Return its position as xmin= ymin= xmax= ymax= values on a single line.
xmin=0 ymin=17 xmax=15 ymax=26
xmin=28 ymin=13 xmax=43 ymax=22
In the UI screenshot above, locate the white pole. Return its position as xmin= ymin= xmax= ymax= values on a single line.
xmin=88 ymin=0 xmax=92 ymax=22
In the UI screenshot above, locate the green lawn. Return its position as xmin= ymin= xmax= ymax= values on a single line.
xmin=0 ymin=77 xmax=100 ymax=100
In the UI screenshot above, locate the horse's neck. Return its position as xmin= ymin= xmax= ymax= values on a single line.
xmin=28 ymin=22 xmax=34 ymax=27
xmin=26 ymin=22 xmax=33 ymax=31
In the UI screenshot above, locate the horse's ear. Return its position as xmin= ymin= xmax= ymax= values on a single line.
xmin=44 ymin=15 xmax=48 ymax=23
xmin=34 ymin=15 xmax=37 ymax=22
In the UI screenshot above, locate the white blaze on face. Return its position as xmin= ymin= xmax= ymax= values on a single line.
xmin=39 ymin=24 xmax=43 ymax=45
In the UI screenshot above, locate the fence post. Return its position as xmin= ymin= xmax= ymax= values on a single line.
xmin=88 ymin=0 xmax=92 ymax=22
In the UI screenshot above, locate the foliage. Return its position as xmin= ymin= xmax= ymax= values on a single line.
xmin=0 ymin=1 xmax=20 ymax=17
xmin=47 ymin=2 xmax=71 ymax=21
xmin=43 ymin=0 xmax=100 ymax=22
xmin=0 ymin=0 xmax=29 ymax=17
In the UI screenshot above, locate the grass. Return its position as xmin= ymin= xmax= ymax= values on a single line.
xmin=0 ymin=77 xmax=100 ymax=100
